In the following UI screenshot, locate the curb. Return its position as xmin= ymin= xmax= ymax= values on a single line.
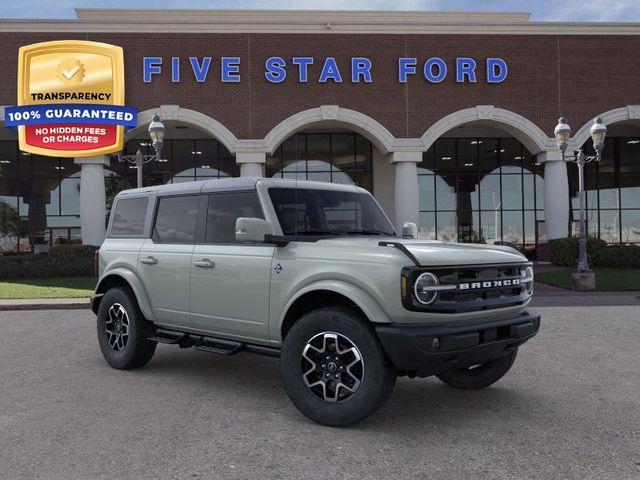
xmin=1 ymin=293 xmax=639 ymax=311
xmin=0 ymin=298 xmax=90 ymax=311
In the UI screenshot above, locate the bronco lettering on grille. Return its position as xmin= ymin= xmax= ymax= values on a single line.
xmin=458 ymin=278 xmax=521 ymax=290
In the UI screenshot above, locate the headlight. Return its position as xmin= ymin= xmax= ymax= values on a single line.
xmin=521 ymin=266 xmax=534 ymax=294
xmin=413 ymin=272 xmax=440 ymax=305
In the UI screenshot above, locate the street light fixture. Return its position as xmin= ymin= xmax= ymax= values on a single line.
xmin=553 ymin=116 xmax=607 ymax=277
xmin=117 ymin=113 xmax=166 ymax=188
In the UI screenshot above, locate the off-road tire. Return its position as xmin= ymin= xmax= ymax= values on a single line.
xmin=97 ymin=287 xmax=157 ymax=370
xmin=280 ymin=306 xmax=396 ymax=427
xmin=436 ymin=350 xmax=518 ymax=390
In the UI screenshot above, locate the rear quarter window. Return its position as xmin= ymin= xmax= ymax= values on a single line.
xmin=153 ymin=195 xmax=201 ymax=244
xmin=110 ymin=197 xmax=149 ymax=237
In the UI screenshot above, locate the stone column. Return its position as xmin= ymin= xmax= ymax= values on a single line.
xmin=538 ymin=151 xmax=569 ymax=240
xmin=391 ymin=151 xmax=421 ymax=234
xmin=236 ymin=151 xmax=266 ymax=177
xmin=74 ymin=155 xmax=109 ymax=246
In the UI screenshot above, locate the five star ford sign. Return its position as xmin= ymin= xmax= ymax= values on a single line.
xmin=4 ymin=40 xmax=137 ymax=157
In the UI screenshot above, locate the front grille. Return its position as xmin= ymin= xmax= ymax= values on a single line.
xmin=403 ymin=263 xmax=532 ymax=313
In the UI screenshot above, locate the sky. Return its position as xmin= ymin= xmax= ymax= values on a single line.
xmin=0 ymin=0 xmax=639 ymax=22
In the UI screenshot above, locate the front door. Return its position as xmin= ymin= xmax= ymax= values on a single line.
xmin=189 ymin=191 xmax=274 ymax=341
xmin=138 ymin=194 xmax=201 ymax=328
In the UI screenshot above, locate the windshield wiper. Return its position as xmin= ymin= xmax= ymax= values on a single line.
xmin=289 ymin=229 xmax=342 ymax=236
xmin=343 ymin=229 xmax=390 ymax=236
xmin=286 ymin=229 xmax=392 ymax=236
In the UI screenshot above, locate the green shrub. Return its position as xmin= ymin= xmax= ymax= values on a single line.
xmin=550 ymin=237 xmax=606 ymax=267
xmin=593 ymin=245 xmax=640 ymax=269
xmin=0 ymin=245 xmax=98 ymax=279
xmin=550 ymin=237 xmax=640 ymax=268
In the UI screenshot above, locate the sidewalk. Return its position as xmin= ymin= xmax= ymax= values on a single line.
xmin=530 ymin=289 xmax=640 ymax=307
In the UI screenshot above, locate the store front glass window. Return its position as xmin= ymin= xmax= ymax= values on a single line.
xmin=0 ymin=142 xmax=85 ymax=253
xmin=119 ymin=138 xmax=239 ymax=185
xmin=266 ymin=133 xmax=373 ymax=193
xmin=0 ymin=137 xmax=237 ymax=253
xmin=569 ymin=137 xmax=640 ymax=244
xmin=418 ymin=137 xmax=544 ymax=251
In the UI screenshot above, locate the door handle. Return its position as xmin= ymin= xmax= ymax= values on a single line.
xmin=140 ymin=256 xmax=158 ymax=265
xmin=193 ymin=259 xmax=215 ymax=268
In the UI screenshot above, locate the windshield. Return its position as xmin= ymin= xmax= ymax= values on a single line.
xmin=268 ymin=187 xmax=396 ymax=236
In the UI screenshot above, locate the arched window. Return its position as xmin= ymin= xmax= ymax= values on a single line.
xmin=266 ymin=133 xmax=373 ymax=192
xmin=119 ymin=138 xmax=239 ymax=185
xmin=418 ymin=137 xmax=543 ymax=250
xmin=569 ymin=136 xmax=640 ymax=244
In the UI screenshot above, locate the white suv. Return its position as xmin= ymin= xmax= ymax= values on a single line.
xmin=92 ymin=178 xmax=539 ymax=426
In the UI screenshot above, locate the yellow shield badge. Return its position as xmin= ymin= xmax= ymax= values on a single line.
xmin=6 ymin=40 xmax=135 ymax=158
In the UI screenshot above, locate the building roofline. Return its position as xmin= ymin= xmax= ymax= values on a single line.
xmin=0 ymin=9 xmax=638 ymax=35
xmin=73 ymin=9 xmax=533 ymax=24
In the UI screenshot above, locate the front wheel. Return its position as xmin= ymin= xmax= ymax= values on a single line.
xmin=280 ymin=307 xmax=396 ymax=427
xmin=436 ymin=350 xmax=518 ymax=390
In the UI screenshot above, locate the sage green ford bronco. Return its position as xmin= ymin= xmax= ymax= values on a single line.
xmin=92 ymin=178 xmax=539 ymax=426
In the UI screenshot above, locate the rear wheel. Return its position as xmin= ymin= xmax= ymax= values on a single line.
xmin=97 ymin=287 xmax=156 ymax=370
xmin=436 ymin=350 xmax=518 ymax=390
xmin=280 ymin=306 xmax=396 ymax=427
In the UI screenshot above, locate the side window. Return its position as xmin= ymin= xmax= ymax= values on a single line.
xmin=205 ymin=191 xmax=263 ymax=243
xmin=153 ymin=195 xmax=200 ymax=244
xmin=110 ymin=197 xmax=148 ymax=236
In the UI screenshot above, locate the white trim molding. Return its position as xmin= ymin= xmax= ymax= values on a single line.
xmin=128 ymin=106 xmax=239 ymax=154
xmin=420 ymin=105 xmax=553 ymax=154
xmin=535 ymin=151 xmax=563 ymax=164
xmin=73 ymin=155 xmax=110 ymax=166
xmin=235 ymin=151 xmax=266 ymax=164
xmin=263 ymin=106 xmax=396 ymax=155
xmin=572 ymin=105 xmax=640 ymax=148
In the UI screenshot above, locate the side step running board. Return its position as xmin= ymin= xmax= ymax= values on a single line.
xmin=148 ymin=330 xmax=189 ymax=345
xmin=195 ymin=336 xmax=243 ymax=356
xmin=149 ymin=328 xmax=280 ymax=358
xmin=194 ymin=344 xmax=242 ymax=355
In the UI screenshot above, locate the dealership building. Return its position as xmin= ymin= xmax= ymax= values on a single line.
xmin=0 ymin=8 xmax=639 ymax=254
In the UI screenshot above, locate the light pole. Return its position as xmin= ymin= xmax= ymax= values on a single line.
xmin=117 ymin=113 xmax=166 ymax=188
xmin=553 ymin=116 xmax=607 ymax=275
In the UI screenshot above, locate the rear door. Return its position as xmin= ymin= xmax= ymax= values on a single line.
xmin=189 ymin=190 xmax=274 ymax=341
xmin=138 ymin=194 xmax=203 ymax=328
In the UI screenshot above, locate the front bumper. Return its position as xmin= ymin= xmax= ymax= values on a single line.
xmin=375 ymin=311 xmax=540 ymax=377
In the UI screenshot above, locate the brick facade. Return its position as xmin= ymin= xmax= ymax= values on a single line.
xmin=0 ymin=32 xmax=638 ymax=140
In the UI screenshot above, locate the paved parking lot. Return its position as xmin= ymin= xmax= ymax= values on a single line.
xmin=1 ymin=307 xmax=639 ymax=480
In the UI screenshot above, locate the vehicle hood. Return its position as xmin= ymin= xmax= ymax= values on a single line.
xmin=315 ymin=237 xmax=527 ymax=266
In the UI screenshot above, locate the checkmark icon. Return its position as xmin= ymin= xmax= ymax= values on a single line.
xmin=56 ymin=59 xmax=84 ymax=85
xmin=62 ymin=64 xmax=80 ymax=79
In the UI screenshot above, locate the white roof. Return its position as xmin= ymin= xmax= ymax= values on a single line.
xmin=116 ymin=177 xmax=365 ymax=198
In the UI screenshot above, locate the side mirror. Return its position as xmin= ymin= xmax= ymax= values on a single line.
xmin=402 ymin=222 xmax=418 ymax=239
xmin=235 ymin=217 xmax=273 ymax=243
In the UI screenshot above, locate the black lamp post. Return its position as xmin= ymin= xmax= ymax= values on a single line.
xmin=553 ymin=116 xmax=607 ymax=274
xmin=117 ymin=113 xmax=166 ymax=188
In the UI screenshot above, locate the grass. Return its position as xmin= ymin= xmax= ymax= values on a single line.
xmin=536 ymin=268 xmax=640 ymax=291
xmin=1 ymin=269 xmax=637 ymax=298
xmin=0 ymin=276 xmax=96 ymax=299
